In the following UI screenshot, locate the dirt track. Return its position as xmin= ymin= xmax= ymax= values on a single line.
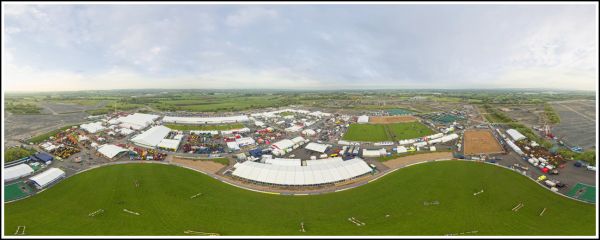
xmin=170 ymin=156 xmax=226 ymax=174
xmin=369 ymin=116 xmax=417 ymax=124
xmin=463 ymin=130 xmax=504 ymax=155
xmin=382 ymin=152 xmax=453 ymax=169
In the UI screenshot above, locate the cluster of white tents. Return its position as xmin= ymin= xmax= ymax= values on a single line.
xmin=226 ymin=137 xmax=257 ymax=150
xmin=305 ymin=142 xmax=330 ymax=153
xmin=80 ymin=122 xmax=105 ymax=133
xmin=232 ymin=157 xmax=372 ymax=186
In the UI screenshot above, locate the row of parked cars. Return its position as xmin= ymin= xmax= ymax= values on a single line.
xmin=574 ymin=160 xmax=596 ymax=171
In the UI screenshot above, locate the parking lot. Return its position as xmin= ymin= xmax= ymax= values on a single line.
xmin=550 ymin=100 xmax=596 ymax=150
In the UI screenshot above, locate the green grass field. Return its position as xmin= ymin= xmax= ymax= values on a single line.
xmin=343 ymin=122 xmax=434 ymax=142
xmin=4 ymin=161 xmax=595 ymax=236
xmin=165 ymin=124 xmax=245 ymax=131
xmin=342 ymin=124 xmax=389 ymax=142
xmin=387 ymin=122 xmax=435 ymax=140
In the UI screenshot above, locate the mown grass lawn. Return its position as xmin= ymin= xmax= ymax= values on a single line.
xmin=342 ymin=124 xmax=389 ymax=142
xmin=343 ymin=122 xmax=435 ymax=142
xmin=4 ymin=161 xmax=595 ymax=236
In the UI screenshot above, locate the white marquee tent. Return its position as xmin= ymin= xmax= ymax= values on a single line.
xmin=232 ymin=157 xmax=372 ymax=186
xmin=131 ymin=125 xmax=171 ymax=148
xmin=80 ymin=122 xmax=105 ymax=133
xmin=162 ymin=115 xmax=249 ymax=124
xmin=97 ymin=144 xmax=129 ymax=159
xmin=506 ymin=129 xmax=527 ymax=141
xmin=305 ymin=142 xmax=329 ymax=153
xmin=29 ymin=168 xmax=66 ymax=189
xmin=116 ymin=113 xmax=160 ymax=130
xmin=5 ymin=164 xmax=35 ymax=182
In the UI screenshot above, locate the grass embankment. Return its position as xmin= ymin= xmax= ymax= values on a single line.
xmin=543 ymin=103 xmax=561 ymax=124
xmin=4 ymin=146 xmax=37 ymax=163
xmin=165 ymin=123 xmax=245 ymax=131
xmin=26 ymin=125 xmax=77 ymax=144
xmin=4 ymin=162 xmax=595 ymax=235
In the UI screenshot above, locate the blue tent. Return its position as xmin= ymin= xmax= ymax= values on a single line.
xmin=33 ymin=152 xmax=54 ymax=163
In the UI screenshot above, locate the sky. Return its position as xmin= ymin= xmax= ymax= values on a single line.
xmin=2 ymin=3 xmax=598 ymax=92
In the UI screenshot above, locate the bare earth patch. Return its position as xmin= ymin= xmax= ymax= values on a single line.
xmin=382 ymin=152 xmax=454 ymax=169
xmin=463 ymin=130 xmax=504 ymax=155
xmin=369 ymin=115 xmax=417 ymax=124
xmin=171 ymin=157 xmax=226 ymax=174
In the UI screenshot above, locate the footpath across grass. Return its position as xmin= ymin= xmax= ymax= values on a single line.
xmin=4 ymin=161 xmax=595 ymax=235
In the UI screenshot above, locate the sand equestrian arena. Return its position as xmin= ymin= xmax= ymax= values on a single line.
xmin=369 ymin=115 xmax=418 ymax=124
xmin=463 ymin=130 xmax=504 ymax=155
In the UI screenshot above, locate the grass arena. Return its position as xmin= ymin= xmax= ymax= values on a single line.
xmin=4 ymin=161 xmax=595 ymax=236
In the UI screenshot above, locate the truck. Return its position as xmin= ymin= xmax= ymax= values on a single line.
xmin=544 ymin=180 xmax=556 ymax=187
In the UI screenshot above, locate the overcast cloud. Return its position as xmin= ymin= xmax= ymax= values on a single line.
xmin=2 ymin=4 xmax=598 ymax=91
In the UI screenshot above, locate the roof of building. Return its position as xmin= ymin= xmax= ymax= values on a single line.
xmin=264 ymin=158 xmax=302 ymax=166
xmin=97 ymin=144 xmax=129 ymax=159
xmin=305 ymin=142 xmax=329 ymax=153
xmin=29 ymin=168 xmax=65 ymax=188
xmin=506 ymin=129 xmax=527 ymax=141
xmin=162 ymin=115 xmax=249 ymax=124
xmin=357 ymin=115 xmax=369 ymax=123
xmin=5 ymin=164 xmax=34 ymax=182
xmin=33 ymin=152 xmax=53 ymax=162
xmin=131 ymin=125 xmax=171 ymax=148
xmin=271 ymin=139 xmax=295 ymax=150
xmin=80 ymin=121 xmax=105 ymax=133
xmin=232 ymin=157 xmax=372 ymax=186
xmin=157 ymin=138 xmax=181 ymax=150
xmin=116 ymin=113 xmax=160 ymax=130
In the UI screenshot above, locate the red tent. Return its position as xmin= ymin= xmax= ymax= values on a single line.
xmin=542 ymin=167 xmax=549 ymax=173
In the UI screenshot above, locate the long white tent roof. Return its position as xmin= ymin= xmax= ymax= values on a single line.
xmin=97 ymin=144 xmax=129 ymax=159
xmin=116 ymin=113 xmax=160 ymax=130
xmin=157 ymin=138 xmax=181 ymax=150
xmin=5 ymin=164 xmax=34 ymax=182
xmin=162 ymin=115 xmax=249 ymax=124
xmin=271 ymin=139 xmax=295 ymax=150
xmin=305 ymin=142 xmax=329 ymax=153
xmin=232 ymin=157 xmax=372 ymax=186
xmin=305 ymin=157 xmax=344 ymax=166
xmin=131 ymin=125 xmax=171 ymax=148
xmin=506 ymin=129 xmax=527 ymax=141
xmin=29 ymin=168 xmax=65 ymax=188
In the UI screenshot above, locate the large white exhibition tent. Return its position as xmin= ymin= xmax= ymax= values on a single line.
xmin=357 ymin=115 xmax=369 ymax=123
xmin=80 ymin=122 xmax=106 ymax=133
xmin=157 ymin=138 xmax=181 ymax=151
xmin=506 ymin=129 xmax=527 ymax=141
xmin=131 ymin=125 xmax=171 ymax=148
xmin=29 ymin=168 xmax=66 ymax=189
xmin=97 ymin=144 xmax=129 ymax=159
xmin=116 ymin=113 xmax=160 ymax=130
xmin=162 ymin=115 xmax=249 ymax=124
xmin=232 ymin=157 xmax=372 ymax=186
xmin=5 ymin=164 xmax=35 ymax=182
xmin=305 ymin=142 xmax=329 ymax=153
